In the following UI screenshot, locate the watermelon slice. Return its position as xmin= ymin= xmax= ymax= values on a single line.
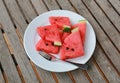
xmin=37 ymin=25 xmax=62 ymax=46
xmin=36 ymin=39 xmax=59 ymax=54
xmin=60 ymin=30 xmax=84 ymax=60
xmin=49 ymin=16 xmax=71 ymax=30
xmin=72 ymin=20 xmax=87 ymax=45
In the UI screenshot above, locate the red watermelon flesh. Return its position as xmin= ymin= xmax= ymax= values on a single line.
xmin=49 ymin=16 xmax=71 ymax=29
xmin=72 ymin=20 xmax=86 ymax=45
xmin=36 ymin=39 xmax=59 ymax=54
xmin=37 ymin=25 xmax=61 ymax=45
xmin=60 ymin=30 xmax=84 ymax=60
xmin=62 ymin=32 xmax=70 ymax=42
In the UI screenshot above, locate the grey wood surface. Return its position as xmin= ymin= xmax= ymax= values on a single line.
xmin=95 ymin=0 xmax=120 ymax=32
xmin=94 ymin=44 xmax=120 ymax=82
xmin=4 ymin=0 xmax=27 ymax=37
xmin=0 ymin=69 xmax=4 ymax=83
xmin=0 ymin=0 xmax=39 ymax=82
xmin=3 ymin=0 xmax=58 ymax=82
xmin=30 ymin=0 xmax=48 ymax=15
xmin=108 ymin=0 xmax=120 ymax=15
xmin=71 ymin=70 xmax=89 ymax=83
xmin=0 ymin=0 xmax=120 ymax=82
xmin=0 ymin=30 xmax=21 ymax=82
xmin=55 ymin=73 xmax=73 ymax=83
xmin=82 ymin=0 xmax=120 ymax=51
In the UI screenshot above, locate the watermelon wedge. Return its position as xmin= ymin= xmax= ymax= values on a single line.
xmin=72 ymin=20 xmax=87 ymax=45
xmin=36 ymin=39 xmax=59 ymax=54
xmin=49 ymin=16 xmax=71 ymax=30
xmin=37 ymin=25 xmax=62 ymax=46
xmin=60 ymin=30 xmax=84 ymax=60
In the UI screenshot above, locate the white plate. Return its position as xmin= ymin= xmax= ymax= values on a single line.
xmin=24 ymin=10 xmax=96 ymax=72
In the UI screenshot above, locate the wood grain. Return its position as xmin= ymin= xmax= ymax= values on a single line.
xmin=17 ymin=0 xmax=37 ymax=22
xmin=71 ymin=70 xmax=89 ymax=83
xmin=0 ymin=65 xmax=5 ymax=83
xmin=108 ymin=0 xmax=120 ymax=15
xmin=44 ymin=0 xmax=60 ymax=10
xmin=56 ymin=0 xmax=75 ymax=12
xmin=4 ymin=0 xmax=27 ymax=37
xmin=94 ymin=44 xmax=120 ymax=82
xmin=86 ymin=60 xmax=106 ymax=82
xmin=55 ymin=73 xmax=73 ymax=83
xmin=35 ymin=66 xmax=56 ymax=83
xmin=0 ymin=31 xmax=21 ymax=83
xmin=30 ymin=0 xmax=48 ymax=15
xmin=82 ymin=0 xmax=120 ymax=51
xmin=0 ymin=0 xmax=39 ymax=82
xmin=95 ymin=0 xmax=120 ymax=33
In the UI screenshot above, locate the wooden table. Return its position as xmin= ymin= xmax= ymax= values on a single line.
xmin=0 ymin=0 xmax=120 ymax=83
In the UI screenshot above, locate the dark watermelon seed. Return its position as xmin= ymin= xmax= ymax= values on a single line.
xmin=66 ymin=47 xmax=69 ymax=50
xmin=55 ymin=19 xmax=57 ymax=21
xmin=44 ymin=28 xmax=47 ymax=30
xmin=46 ymin=43 xmax=49 ymax=46
xmin=71 ymin=48 xmax=74 ymax=51
xmin=52 ymin=43 xmax=54 ymax=46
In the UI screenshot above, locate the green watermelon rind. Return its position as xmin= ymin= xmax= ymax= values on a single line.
xmin=63 ymin=25 xmax=71 ymax=32
xmin=71 ymin=27 xmax=79 ymax=33
xmin=78 ymin=19 xmax=86 ymax=22
xmin=54 ymin=41 xmax=62 ymax=46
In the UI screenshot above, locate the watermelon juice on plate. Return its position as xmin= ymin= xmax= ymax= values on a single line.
xmin=24 ymin=10 xmax=96 ymax=72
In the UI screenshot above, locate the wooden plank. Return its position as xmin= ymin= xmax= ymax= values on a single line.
xmin=82 ymin=0 xmax=120 ymax=52
xmin=35 ymin=66 xmax=56 ymax=83
xmin=55 ymin=73 xmax=73 ymax=83
xmin=70 ymin=0 xmax=120 ymax=74
xmin=95 ymin=0 xmax=120 ymax=32
xmin=86 ymin=60 xmax=106 ymax=82
xmin=94 ymin=44 xmax=120 ymax=82
xmin=0 ymin=0 xmax=39 ymax=83
xmin=44 ymin=0 xmax=60 ymax=10
xmin=5 ymin=0 xmax=58 ymax=82
xmin=4 ymin=0 xmax=28 ymax=37
xmin=30 ymin=0 xmax=48 ymax=14
xmin=56 ymin=0 xmax=75 ymax=12
xmin=71 ymin=70 xmax=89 ymax=83
xmin=0 ymin=32 xmax=21 ymax=82
xmin=17 ymin=0 xmax=37 ymax=22
xmin=0 ymin=67 xmax=5 ymax=83
xmin=108 ymin=0 xmax=120 ymax=15
xmin=56 ymin=0 xmax=106 ymax=82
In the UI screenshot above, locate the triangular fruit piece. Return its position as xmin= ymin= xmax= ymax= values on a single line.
xmin=37 ymin=25 xmax=62 ymax=46
xmin=72 ymin=20 xmax=87 ymax=45
xmin=49 ymin=16 xmax=71 ymax=30
xmin=60 ymin=30 xmax=84 ymax=60
xmin=36 ymin=39 xmax=59 ymax=54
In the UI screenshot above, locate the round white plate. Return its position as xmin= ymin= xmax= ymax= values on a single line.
xmin=24 ymin=10 xmax=96 ymax=72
